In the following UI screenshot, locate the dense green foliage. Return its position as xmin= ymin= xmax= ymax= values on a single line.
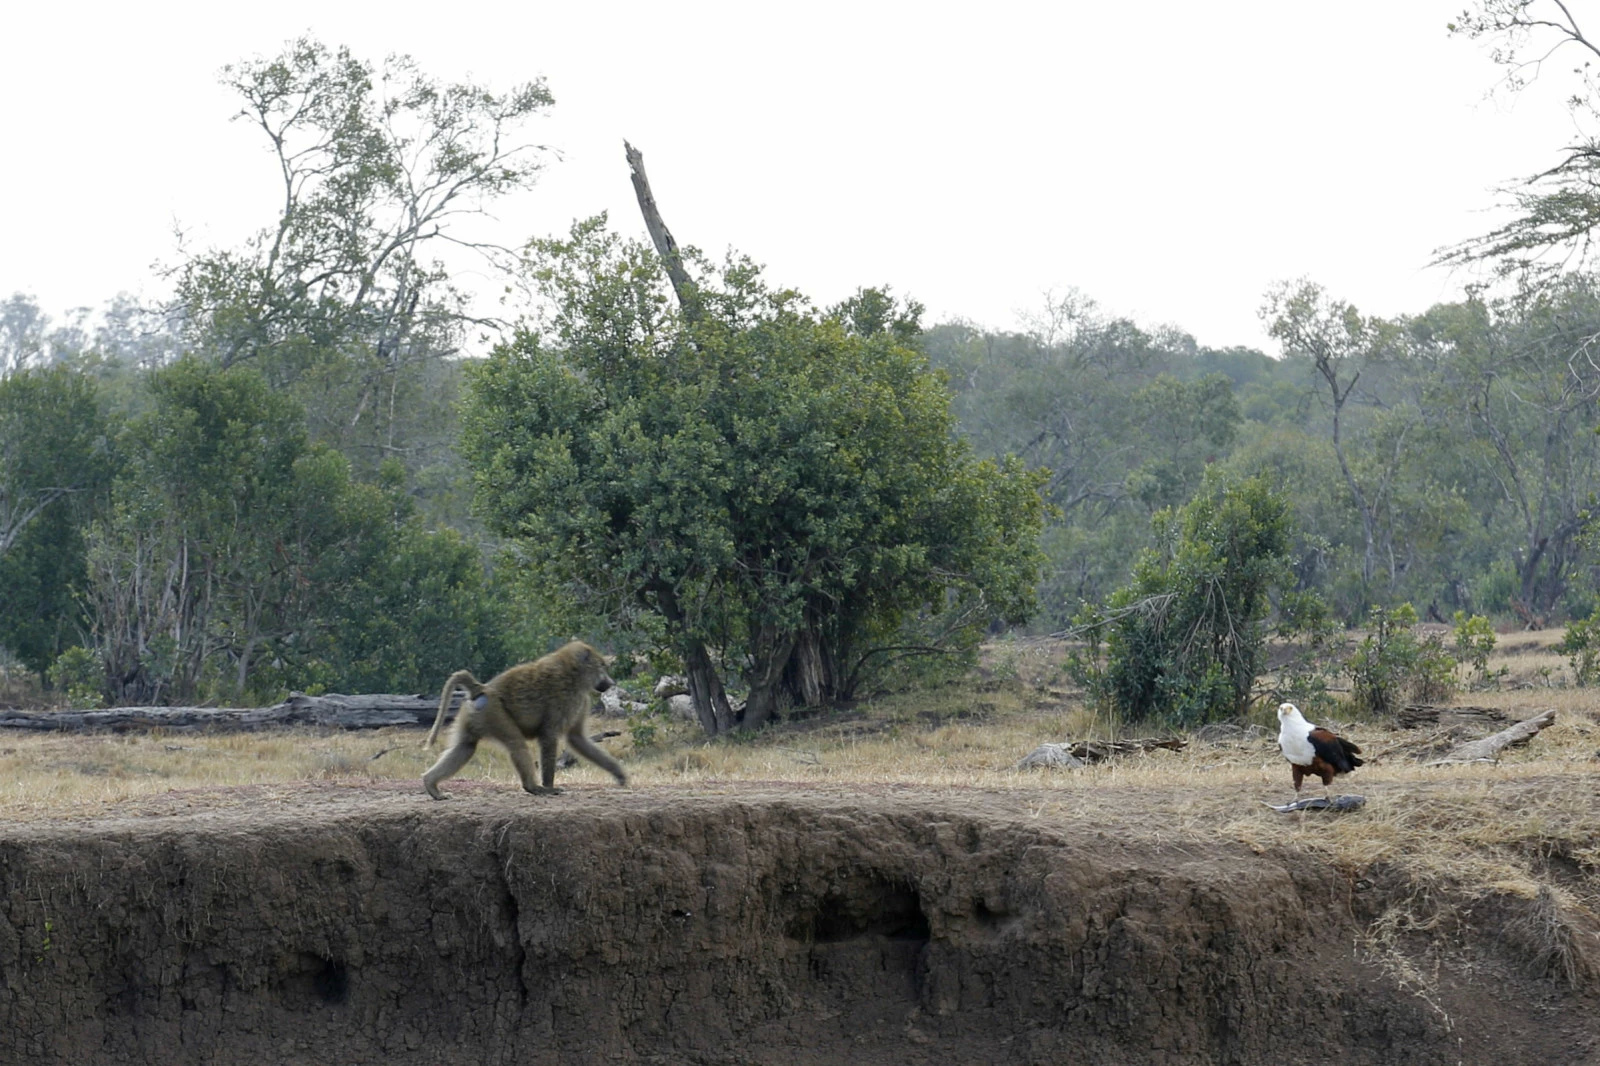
xmin=0 ymin=367 xmax=116 ymax=674
xmin=464 ymin=219 xmax=1047 ymax=732
xmin=928 ymin=276 xmax=1600 ymax=633
xmin=1559 ymin=608 xmax=1600 ymax=686
xmin=82 ymin=358 xmax=505 ymax=704
xmin=924 ymin=307 xmax=1244 ymax=621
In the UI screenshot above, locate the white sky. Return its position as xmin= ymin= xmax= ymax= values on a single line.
xmin=1 ymin=1 xmax=1586 ymax=353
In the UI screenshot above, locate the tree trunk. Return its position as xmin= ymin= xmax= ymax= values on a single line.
xmin=682 ymin=641 xmax=739 ymax=736
xmin=625 ymin=146 xmax=747 ymax=734
xmin=741 ymin=631 xmax=798 ymax=730
xmin=786 ymin=629 xmax=828 ymax=706
xmin=648 ymin=579 xmax=738 ymax=735
xmin=624 ymin=141 xmax=699 ymax=320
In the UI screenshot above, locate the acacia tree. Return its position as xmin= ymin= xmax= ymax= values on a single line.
xmin=173 ymin=37 xmax=554 ymax=478
xmin=1446 ymin=1 xmax=1600 ymax=274
xmin=464 ymin=218 xmax=1046 ymax=734
xmin=1443 ymin=4 xmax=1600 ymax=619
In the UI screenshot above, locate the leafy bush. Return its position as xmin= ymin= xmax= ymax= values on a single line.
xmin=46 ymin=646 xmax=103 ymax=709
xmin=1071 ymin=471 xmax=1300 ymax=728
xmin=464 ymin=220 xmax=1046 ymax=733
xmin=627 ymin=699 xmax=675 ymax=747
xmin=1559 ymin=611 xmax=1600 ymax=686
xmin=1452 ymin=611 xmax=1503 ymax=688
xmin=1348 ymin=604 xmax=1457 ymax=717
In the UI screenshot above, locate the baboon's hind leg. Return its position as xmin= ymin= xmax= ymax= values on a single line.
xmin=567 ymin=729 xmax=628 ymax=787
xmin=422 ymin=739 xmax=478 ymax=800
xmin=536 ymin=733 xmax=564 ymax=793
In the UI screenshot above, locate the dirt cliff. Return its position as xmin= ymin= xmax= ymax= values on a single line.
xmin=0 ymin=783 xmax=1586 ymax=1064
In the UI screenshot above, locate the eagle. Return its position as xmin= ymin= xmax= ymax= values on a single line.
xmin=1276 ymin=702 xmax=1363 ymax=800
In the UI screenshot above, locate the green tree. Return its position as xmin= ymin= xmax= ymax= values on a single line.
xmin=0 ymin=366 xmax=115 ymax=557
xmin=87 ymin=359 xmax=500 ymax=703
xmin=0 ymin=367 xmax=116 ymax=677
xmin=1075 ymin=471 xmax=1299 ymax=727
xmin=1263 ymin=280 xmax=1414 ymax=604
xmin=465 ymin=218 xmax=1046 ymax=733
xmin=0 ymin=504 xmax=94 ymax=679
xmin=1405 ymin=282 xmax=1600 ymax=617
xmin=296 ymin=466 xmax=510 ymax=696
xmin=0 ymin=294 xmax=70 ymax=374
xmin=88 ymin=359 xmax=314 ymax=702
xmin=1123 ymin=373 xmax=1240 ymax=512
xmin=921 ymin=299 xmax=1245 ymax=621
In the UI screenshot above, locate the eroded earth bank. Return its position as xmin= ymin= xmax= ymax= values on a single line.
xmin=0 ymin=785 xmax=1592 ymax=1065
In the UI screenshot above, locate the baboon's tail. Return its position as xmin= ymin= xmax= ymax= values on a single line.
xmin=427 ymin=670 xmax=484 ymax=747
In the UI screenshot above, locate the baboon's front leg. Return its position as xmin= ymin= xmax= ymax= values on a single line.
xmin=422 ymin=739 xmax=478 ymax=800
xmin=567 ymin=729 xmax=628 ymax=787
xmin=498 ymin=735 xmax=551 ymax=795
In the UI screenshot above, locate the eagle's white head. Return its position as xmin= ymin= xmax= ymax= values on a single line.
xmin=1276 ymin=702 xmax=1316 ymax=764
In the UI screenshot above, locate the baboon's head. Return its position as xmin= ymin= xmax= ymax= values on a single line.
xmin=567 ymin=641 xmax=615 ymax=693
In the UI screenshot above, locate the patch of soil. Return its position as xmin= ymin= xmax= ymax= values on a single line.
xmin=1 ymin=783 xmax=1595 ymax=1065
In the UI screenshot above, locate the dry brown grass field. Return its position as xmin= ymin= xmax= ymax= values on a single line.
xmin=4 ymin=627 xmax=1599 ymax=972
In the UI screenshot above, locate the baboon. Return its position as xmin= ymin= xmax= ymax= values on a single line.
xmin=422 ymin=641 xmax=628 ymax=800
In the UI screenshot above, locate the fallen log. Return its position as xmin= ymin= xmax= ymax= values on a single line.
xmin=1069 ymin=737 xmax=1187 ymax=762
xmin=1426 ymin=708 xmax=1557 ymax=765
xmin=1016 ymin=736 xmax=1186 ymax=770
xmin=0 ymin=693 xmax=440 ymax=733
xmin=554 ymin=732 xmax=625 ymax=768
xmin=1396 ymin=704 xmax=1508 ymax=729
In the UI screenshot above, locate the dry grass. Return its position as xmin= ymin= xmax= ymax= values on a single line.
xmin=4 ymin=630 xmax=1600 ymax=983
xmin=5 ymin=670 xmax=1596 ymax=875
